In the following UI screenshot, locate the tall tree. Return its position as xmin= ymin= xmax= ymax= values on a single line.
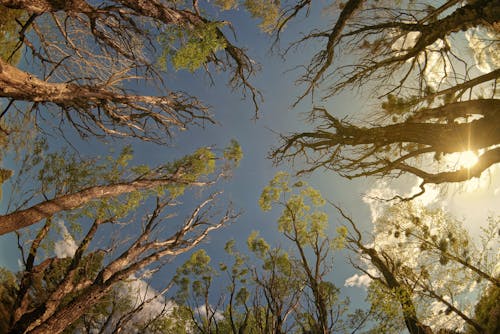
xmin=271 ymin=0 xmax=499 ymax=194
xmin=0 ymin=140 xmax=243 ymax=235
xmin=0 ymin=0 xmax=278 ymax=143
xmin=336 ymin=203 xmax=499 ymax=334
xmin=169 ymin=173 xmax=369 ymax=334
xmin=1 ymin=142 xmax=241 ymax=334
xmin=258 ymin=172 xmax=357 ymax=333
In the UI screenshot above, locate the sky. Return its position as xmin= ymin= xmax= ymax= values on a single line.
xmin=0 ymin=1 xmax=499 ymax=329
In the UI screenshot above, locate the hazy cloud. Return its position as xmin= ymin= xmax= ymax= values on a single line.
xmin=465 ymin=27 xmax=500 ymax=73
xmin=54 ymin=220 xmax=77 ymax=258
xmin=195 ymin=304 xmax=225 ymax=322
xmin=116 ymin=275 xmax=176 ymax=326
xmin=344 ymin=273 xmax=371 ymax=288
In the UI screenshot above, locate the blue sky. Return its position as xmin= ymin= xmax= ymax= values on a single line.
xmin=0 ymin=2 xmax=373 ymax=305
xmin=1 ymin=1 xmax=499 ymax=323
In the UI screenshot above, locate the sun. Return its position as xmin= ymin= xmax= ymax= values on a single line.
xmin=457 ymin=151 xmax=479 ymax=169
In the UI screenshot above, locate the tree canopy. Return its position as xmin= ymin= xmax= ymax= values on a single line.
xmin=0 ymin=1 xmax=498 ymax=333
xmin=0 ymin=143 xmax=241 ymax=334
xmin=272 ymin=0 xmax=499 ymax=197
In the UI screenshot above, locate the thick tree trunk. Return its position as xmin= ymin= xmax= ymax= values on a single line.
xmin=0 ymin=0 xmax=93 ymax=14
xmin=0 ymin=177 xmax=206 ymax=235
xmin=0 ymin=58 xmax=176 ymax=109
xmin=399 ymin=146 xmax=500 ymax=184
xmin=335 ymin=112 xmax=500 ymax=153
xmin=21 ymin=283 xmax=111 ymax=334
xmin=363 ymin=248 xmax=433 ymax=334
xmin=117 ymin=0 xmax=202 ymax=26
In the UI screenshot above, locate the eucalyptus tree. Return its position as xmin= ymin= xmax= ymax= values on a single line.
xmin=336 ymin=203 xmax=499 ymax=334
xmin=272 ymin=0 xmax=500 ymax=195
xmin=0 ymin=139 xmax=242 ymax=235
xmin=258 ymin=172 xmax=360 ymax=333
xmin=0 ymin=141 xmax=242 ymax=334
xmin=0 ymin=0 xmax=282 ymax=143
xmin=169 ymin=172 xmax=368 ymax=334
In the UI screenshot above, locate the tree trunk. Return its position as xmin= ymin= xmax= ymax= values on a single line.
xmin=0 ymin=0 xmax=93 ymax=14
xmin=0 ymin=177 xmax=204 ymax=235
xmin=363 ymin=248 xmax=433 ymax=334
xmin=0 ymin=58 xmax=177 ymax=109
xmin=338 ymin=112 xmax=500 ymax=153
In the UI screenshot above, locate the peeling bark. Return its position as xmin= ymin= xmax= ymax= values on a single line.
xmin=274 ymin=104 xmax=500 ymax=186
xmin=12 ymin=194 xmax=235 ymax=334
xmin=0 ymin=176 xmax=209 ymax=236
xmin=0 ymin=58 xmax=210 ymax=141
xmin=0 ymin=0 xmax=93 ymax=14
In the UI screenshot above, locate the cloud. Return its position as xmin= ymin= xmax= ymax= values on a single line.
xmin=363 ymin=180 xmax=397 ymax=222
xmin=465 ymin=28 xmax=500 ymax=73
xmin=391 ymin=31 xmax=421 ymax=55
xmin=390 ymin=30 xmax=451 ymax=89
xmin=426 ymin=297 xmax=468 ymax=332
xmin=194 ymin=304 xmax=225 ymax=322
xmin=54 ymin=220 xmax=77 ymax=258
xmin=344 ymin=273 xmax=372 ymax=288
xmin=115 ymin=275 xmax=176 ymax=325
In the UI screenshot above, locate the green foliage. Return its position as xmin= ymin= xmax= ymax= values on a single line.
xmin=364 ymin=204 xmax=499 ymax=332
xmin=243 ymin=0 xmax=280 ymax=33
xmin=174 ymin=249 xmax=215 ymax=302
xmin=0 ymin=168 xmax=13 ymax=200
xmin=334 ymin=225 xmax=348 ymax=249
xmin=0 ymin=5 xmax=27 ymax=63
xmin=147 ymin=305 xmax=193 ymax=334
xmin=259 ymin=171 xmax=289 ymax=211
xmin=246 ymin=230 xmax=270 ymax=259
xmin=0 ymin=252 xmax=106 ymax=333
xmin=214 ymin=0 xmax=238 ymax=10
xmin=223 ymin=139 xmax=243 ymax=168
xmin=163 ymin=147 xmax=216 ymax=198
xmin=0 ymin=168 xmax=13 ymax=183
xmin=159 ymin=22 xmax=227 ymax=72
xmin=468 ymin=284 xmax=500 ymax=334
xmin=365 ymin=281 xmax=406 ymax=333
xmin=260 ymin=172 xmax=330 ymax=246
xmin=0 ymin=268 xmax=17 ymax=333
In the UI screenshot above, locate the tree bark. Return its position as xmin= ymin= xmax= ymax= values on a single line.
xmin=0 ymin=177 xmax=207 ymax=235
xmin=0 ymin=58 xmax=179 ymax=110
xmin=326 ymin=111 xmax=500 ymax=153
xmin=362 ymin=248 xmax=433 ymax=334
xmin=0 ymin=0 xmax=93 ymax=14
xmin=276 ymin=103 xmax=500 ymax=185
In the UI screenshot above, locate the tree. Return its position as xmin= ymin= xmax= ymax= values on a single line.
xmin=0 ymin=142 xmax=241 ymax=334
xmin=0 ymin=0 xmax=277 ymax=143
xmin=271 ymin=0 xmax=499 ymax=194
xmin=258 ymin=172 xmax=359 ymax=333
xmin=169 ymin=173 xmax=369 ymax=334
xmin=467 ymin=283 xmax=500 ymax=334
xmin=336 ymin=203 xmax=499 ymax=334
xmin=0 ymin=5 xmax=27 ymax=63
xmin=0 ymin=139 xmax=242 ymax=235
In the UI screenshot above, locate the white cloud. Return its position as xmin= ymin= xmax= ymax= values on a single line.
xmin=419 ymin=39 xmax=450 ymax=89
xmin=195 ymin=304 xmax=225 ymax=322
xmin=390 ymin=30 xmax=451 ymax=89
xmin=54 ymin=220 xmax=77 ymax=258
xmin=116 ymin=275 xmax=176 ymax=326
xmin=391 ymin=31 xmax=421 ymax=55
xmin=344 ymin=273 xmax=372 ymax=288
xmin=363 ymin=180 xmax=397 ymax=222
xmin=465 ymin=28 xmax=500 ymax=73
xmin=425 ymin=297 xmax=468 ymax=332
